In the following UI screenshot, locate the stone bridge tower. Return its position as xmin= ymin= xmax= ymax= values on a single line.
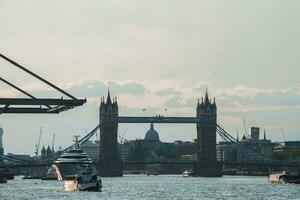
xmin=96 ymin=90 xmax=123 ymax=177
xmin=195 ymin=91 xmax=222 ymax=177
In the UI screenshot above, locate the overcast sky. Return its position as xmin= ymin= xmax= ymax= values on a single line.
xmin=1 ymin=0 xmax=300 ymax=155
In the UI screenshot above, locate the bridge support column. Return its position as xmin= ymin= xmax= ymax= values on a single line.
xmin=194 ymin=91 xmax=222 ymax=177
xmin=96 ymin=91 xmax=123 ymax=177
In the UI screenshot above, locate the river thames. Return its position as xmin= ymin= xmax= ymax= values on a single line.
xmin=1 ymin=175 xmax=299 ymax=200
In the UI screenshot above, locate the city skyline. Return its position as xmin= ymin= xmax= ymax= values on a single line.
xmin=1 ymin=0 xmax=300 ymax=154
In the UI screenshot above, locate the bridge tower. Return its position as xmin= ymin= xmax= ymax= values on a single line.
xmin=195 ymin=91 xmax=222 ymax=177
xmin=96 ymin=90 xmax=123 ymax=177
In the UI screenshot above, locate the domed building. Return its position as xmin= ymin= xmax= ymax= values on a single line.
xmin=144 ymin=123 xmax=160 ymax=141
xmin=119 ymin=122 xmax=196 ymax=165
xmin=143 ymin=123 xmax=160 ymax=158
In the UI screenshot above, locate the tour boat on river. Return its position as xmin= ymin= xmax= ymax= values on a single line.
xmin=54 ymin=136 xmax=102 ymax=191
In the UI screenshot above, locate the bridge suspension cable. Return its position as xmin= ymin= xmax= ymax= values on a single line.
xmin=57 ymin=123 xmax=101 ymax=154
xmin=216 ymin=124 xmax=272 ymax=164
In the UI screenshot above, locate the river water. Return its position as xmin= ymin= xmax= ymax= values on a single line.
xmin=1 ymin=175 xmax=299 ymax=200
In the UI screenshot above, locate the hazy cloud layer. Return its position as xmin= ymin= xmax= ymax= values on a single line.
xmin=1 ymin=0 xmax=300 ymax=154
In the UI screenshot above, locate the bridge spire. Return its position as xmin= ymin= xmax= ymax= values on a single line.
xmin=197 ymin=98 xmax=200 ymax=109
xmin=106 ymin=88 xmax=112 ymax=104
xmin=204 ymin=89 xmax=210 ymax=105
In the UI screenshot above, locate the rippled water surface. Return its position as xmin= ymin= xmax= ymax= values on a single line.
xmin=1 ymin=175 xmax=300 ymax=200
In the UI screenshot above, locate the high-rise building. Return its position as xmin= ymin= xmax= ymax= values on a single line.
xmin=250 ymin=127 xmax=260 ymax=140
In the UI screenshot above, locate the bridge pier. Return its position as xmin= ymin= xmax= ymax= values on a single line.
xmin=194 ymin=161 xmax=222 ymax=177
xmin=96 ymin=160 xmax=123 ymax=177
xmin=96 ymin=91 xmax=123 ymax=177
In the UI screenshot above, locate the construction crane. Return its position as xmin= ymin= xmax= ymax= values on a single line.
xmin=34 ymin=127 xmax=43 ymax=157
xmin=236 ymin=128 xmax=239 ymax=141
xmin=281 ymin=129 xmax=286 ymax=142
xmin=119 ymin=128 xmax=127 ymax=144
xmin=243 ymin=117 xmax=248 ymax=139
xmin=52 ymin=133 xmax=55 ymax=152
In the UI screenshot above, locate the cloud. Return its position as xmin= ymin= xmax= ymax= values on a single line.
xmin=164 ymin=96 xmax=183 ymax=108
xmin=156 ymin=88 xmax=182 ymax=96
xmin=11 ymin=80 xmax=147 ymax=98
xmin=216 ymin=85 xmax=294 ymax=99
xmin=192 ymin=82 xmax=211 ymax=92
xmin=107 ymin=81 xmax=146 ymax=95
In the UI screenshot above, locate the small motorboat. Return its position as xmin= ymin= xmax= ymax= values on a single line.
xmin=269 ymin=171 xmax=300 ymax=184
xmin=182 ymin=170 xmax=194 ymax=177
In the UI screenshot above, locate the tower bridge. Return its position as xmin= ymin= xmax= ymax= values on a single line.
xmin=97 ymin=90 xmax=221 ymax=177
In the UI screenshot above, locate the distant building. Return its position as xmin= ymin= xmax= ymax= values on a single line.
xmin=41 ymin=145 xmax=54 ymax=159
xmin=119 ymin=123 xmax=161 ymax=161
xmin=174 ymin=140 xmax=196 ymax=156
xmin=81 ymin=140 xmax=100 ymax=161
xmin=119 ymin=123 xmax=196 ymax=162
xmin=273 ymin=141 xmax=300 ymax=161
xmin=250 ymin=127 xmax=260 ymax=140
xmin=217 ymin=129 xmax=273 ymax=164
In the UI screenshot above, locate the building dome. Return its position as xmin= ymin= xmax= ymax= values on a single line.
xmin=144 ymin=123 xmax=160 ymax=141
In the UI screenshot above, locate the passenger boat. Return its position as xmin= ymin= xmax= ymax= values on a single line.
xmin=54 ymin=136 xmax=102 ymax=191
xmin=269 ymin=171 xmax=300 ymax=184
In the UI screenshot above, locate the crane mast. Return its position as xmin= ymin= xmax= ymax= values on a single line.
xmin=52 ymin=133 xmax=55 ymax=152
xmin=281 ymin=129 xmax=286 ymax=142
xmin=34 ymin=127 xmax=43 ymax=157
xmin=236 ymin=128 xmax=239 ymax=141
xmin=243 ymin=117 xmax=248 ymax=139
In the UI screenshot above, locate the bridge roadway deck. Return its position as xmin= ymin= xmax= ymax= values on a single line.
xmin=118 ymin=116 xmax=202 ymax=123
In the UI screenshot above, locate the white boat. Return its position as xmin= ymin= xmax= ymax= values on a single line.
xmin=269 ymin=171 xmax=300 ymax=184
xmin=54 ymin=136 xmax=102 ymax=191
xmin=182 ymin=170 xmax=194 ymax=177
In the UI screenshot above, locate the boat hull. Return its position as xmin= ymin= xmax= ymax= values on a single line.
xmin=54 ymin=163 xmax=95 ymax=181
xmin=64 ymin=176 xmax=102 ymax=192
xmin=269 ymin=172 xmax=300 ymax=184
